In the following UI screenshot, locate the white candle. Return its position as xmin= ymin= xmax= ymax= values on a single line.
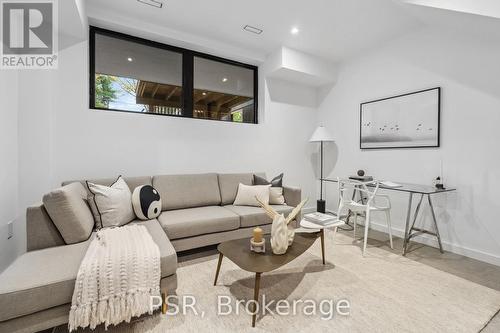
xmin=253 ymin=227 xmax=263 ymax=243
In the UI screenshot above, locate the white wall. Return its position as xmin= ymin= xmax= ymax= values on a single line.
xmin=318 ymin=27 xmax=500 ymax=265
xmin=16 ymin=70 xmax=55 ymax=258
xmin=10 ymin=39 xmax=318 ymax=258
xmin=11 ymin=16 xmax=500 ymax=269
xmin=0 ymin=71 xmax=19 ymax=272
xmin=51 ymin=41 xmax=317 ymax=188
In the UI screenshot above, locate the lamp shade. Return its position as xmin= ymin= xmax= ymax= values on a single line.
xmin=309 ymin=126 xmax=334 ymax=142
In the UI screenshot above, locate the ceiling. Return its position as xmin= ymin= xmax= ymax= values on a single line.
xmin=86 ymin=0 xmax=500 ymax=64
xmin=401 ymin=0 xmax=500 ymax=19
xmin=86 ymin=0 xmax=424 ymax=63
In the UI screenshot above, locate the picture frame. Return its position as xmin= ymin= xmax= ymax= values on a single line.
xmin=360 ymin=87 xmax=441 ymax=149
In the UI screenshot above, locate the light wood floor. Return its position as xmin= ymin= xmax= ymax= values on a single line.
xmin=332 ymin=225 xmax=500 ymax=332
xmin=178 ymin=225 xmax=500 ymax=332
xmin=43 ymin=225 xmax=500 ymax=333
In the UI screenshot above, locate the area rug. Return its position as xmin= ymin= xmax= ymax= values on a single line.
xmin=65 ymin=231 xmax=500 ymax=332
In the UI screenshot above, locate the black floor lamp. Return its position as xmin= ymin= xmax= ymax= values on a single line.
xmin=310 ymin=126 xmax=334 ymax=213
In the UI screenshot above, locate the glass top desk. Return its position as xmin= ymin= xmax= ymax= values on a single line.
xmin=321 ymin=178 xmax=456 ymax=255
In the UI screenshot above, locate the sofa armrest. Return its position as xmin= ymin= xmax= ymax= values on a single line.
xmin=283 ymin=186 xmax=301 ymax=208
xmin=27 ymin=203 xmax=65 ymax=251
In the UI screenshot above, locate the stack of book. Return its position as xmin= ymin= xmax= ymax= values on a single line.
xmin=349 ymin=175 xmax=374 ymax=182
xmin=303 ymin=212 xmax=338 ymax=227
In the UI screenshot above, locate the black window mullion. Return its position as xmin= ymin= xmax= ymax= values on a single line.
xmin=89 ymin=27 xmax=96 ymax=109
xmin=253 ymin=68 xmax=258 ymax=124
xmin=182 ymin=51 xmax=194 ymax=118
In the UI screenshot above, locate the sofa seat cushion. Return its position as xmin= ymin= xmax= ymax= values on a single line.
xmin=158 ymin=206 xmax=240 ymax=240
xmin=224 ymin=205 xmax=294 ymax=228
xmin=0 ymin=219 xmax=176 ymax=322
xmin=0 ymin=238 xmax=92 ymax=322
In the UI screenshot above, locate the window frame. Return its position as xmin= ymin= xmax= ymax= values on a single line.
xmin=89 ymin=26 xmax=259 ymax=124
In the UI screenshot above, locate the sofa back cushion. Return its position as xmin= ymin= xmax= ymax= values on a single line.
xmin=218 ymin=173 xmax=266 ymax=205
xmin=62 ymin=176 xmax=152 ymax=197
xmin=27 ymin=203 xmax=66 ymax=251
xmin=153 ymin=173 xmax=221 ymax=211
xmin=42 ymin=182 xmax=95 ymax=244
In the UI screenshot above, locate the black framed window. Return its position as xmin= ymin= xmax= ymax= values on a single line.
xmin=89 ymin=26 xmax=258 ymax=124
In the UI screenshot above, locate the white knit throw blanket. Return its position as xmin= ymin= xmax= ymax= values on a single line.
xmin=69 ymin=224 xmax=161 ymax=331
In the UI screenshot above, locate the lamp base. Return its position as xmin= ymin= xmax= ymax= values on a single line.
xmin=316 ymin=200 xmax=326 ymax=213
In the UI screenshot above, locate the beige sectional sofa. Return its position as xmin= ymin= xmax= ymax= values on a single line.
xmin=0 ymin=173 xmax=301 ymax=333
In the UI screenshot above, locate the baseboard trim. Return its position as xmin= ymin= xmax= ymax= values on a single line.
xmin=368 ymin=220 xmax=500 ymax=267
xmin=290 ymin=206 xmax=499 ymax=266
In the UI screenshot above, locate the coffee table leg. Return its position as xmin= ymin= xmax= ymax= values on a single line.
xmin=252 ymin=272 xmax=261 ymax=327
xmin=320 ymin=229 xmax=326 ymax=265
xmin=213 ymin=253 xmax=224 ymax=286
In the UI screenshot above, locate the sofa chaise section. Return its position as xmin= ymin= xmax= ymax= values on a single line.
xmin=0 ymin=236 xmax=92 ymax=324
xmin=1 ymin=197 xmax=178 ymax=333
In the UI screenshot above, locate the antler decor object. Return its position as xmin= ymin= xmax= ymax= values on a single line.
xmin=256 ymin=196 xmax=308 ymax=255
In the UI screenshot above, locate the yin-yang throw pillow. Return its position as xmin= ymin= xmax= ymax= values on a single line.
xmin=132 ymin=185 xmax=162 ymax=220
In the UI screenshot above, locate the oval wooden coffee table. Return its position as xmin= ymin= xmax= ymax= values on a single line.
xmin=213 ymin=232 xmax=324 ymax=327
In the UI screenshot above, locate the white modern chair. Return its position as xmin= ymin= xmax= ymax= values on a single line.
xmin=337 ymin=178 xmax=393 ymax=256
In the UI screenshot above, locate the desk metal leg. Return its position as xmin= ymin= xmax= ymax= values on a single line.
xmin=427 ymin=195 xmax=444 ymax=253
xmin=403 ymin=193 xmax=413 ymax=255
xmin=409 ymin=194 xmax=424 ymax=232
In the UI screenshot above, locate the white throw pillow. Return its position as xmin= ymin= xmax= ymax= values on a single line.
xmin=233 ymin=183 xmax=271 ymax=207
xmin=269 ymin=187 xmax=285 ymax=205
xmin=86 ymin=176 xmax=135 ymax=228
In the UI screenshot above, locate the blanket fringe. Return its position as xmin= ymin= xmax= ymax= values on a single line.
xmin=69 ymin=289 xmax=161 ymax=331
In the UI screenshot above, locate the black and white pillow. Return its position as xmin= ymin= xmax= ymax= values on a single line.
xmin=253 ymin=173 xmax=285 ymax=205
xmin=132 ymin=185 xmax=162 ymax=220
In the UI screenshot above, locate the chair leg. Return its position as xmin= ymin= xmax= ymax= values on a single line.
xmin=353 ymin=213 xmax=357 ymax=239
xmin=385 ymin=210 xmax=394 ymax=249
xmin=363 ymin=209 xmax=370 ymax=256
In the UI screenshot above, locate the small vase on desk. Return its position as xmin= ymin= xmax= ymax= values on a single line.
xmin=434 ymin=176 xmax=444 ymax=189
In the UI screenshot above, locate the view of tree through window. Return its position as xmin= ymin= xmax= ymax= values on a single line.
xmin=93 ymin=31 xmax=183 ymax=115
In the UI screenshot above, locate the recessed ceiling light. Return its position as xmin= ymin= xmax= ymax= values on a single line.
xmin=222 ymin=77 xmax=228 ymax=82
xmin=291 ymin=27 xmax=299 ymax=35
xmin=243 ymin=25 xmax=263 ymax=35
xmin=127 ymin=57 xmax=133 ymax=62
xmin=137 ymin=0 xmax=163 ymax=8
